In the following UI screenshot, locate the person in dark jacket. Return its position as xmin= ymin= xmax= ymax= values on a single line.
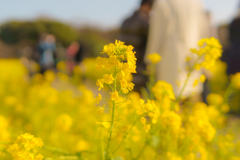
xmin=227 ymin=14 xmax=240 ymax=75
xmin=118 ymin=0 xmax=154 ymax=92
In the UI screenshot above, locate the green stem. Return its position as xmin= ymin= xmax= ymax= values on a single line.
xmin=175 ymin=55 xmax=204 ymax=104
xmin=113 ymin=113 xmax=146 ymax=154
xmin=101 ymin=128 xmax=105 ymax=160
xmin=148 ymin=64 xmax=156 ymax=100
xmin=42 ymin=145 xmax=71 ymax=155
xmin=106 ymin=67 xmax=117 ymax=159
xmin=108 ymin=84 xmax=113 ymax=90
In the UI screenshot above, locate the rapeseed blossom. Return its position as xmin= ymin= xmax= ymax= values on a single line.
xmin=152 ymin=81 xmax=175 ymax=100
xmin=95 ymin=93 xmax=102 ymax=104
xmin=147 ymin=53 xmax=162 ymax=64
xmin=193 ymin=79 xmax=199 ymax=87
xmin=200 ymin=74 xmax=206 ymax=83
xmin=1 ymin=38 xmax=240 ymax=160
xmin=7 ymin=133 xmax=43 ymax=160
xmin=95 ymin=40 xmax=137 ymax=159
xmin=190 ymin=37 xmax=222 ymax=70
xmin=96 ymin=40 xmax=136 ymax=94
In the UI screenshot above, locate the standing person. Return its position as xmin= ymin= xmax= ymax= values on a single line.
xmin=145 ymin=0 xmax=208 ymax=98
xmin=227 ymin=4 xmax=240 ymax=75
xmin=66 ymin=41 xmax=80 ymax=75
xmin=38 ymin=34 xmax=56 ymax=73
xmin=118 ymin=0 xmax=154 ymax=92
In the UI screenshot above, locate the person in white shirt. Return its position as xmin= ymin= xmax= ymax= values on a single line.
xmin=145 ymin=0 xmax=208 ymax=98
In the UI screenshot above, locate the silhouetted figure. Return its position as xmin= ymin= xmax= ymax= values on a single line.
xmin=38 ymin=34 xmax=56 ymax=73
xmin=227 ymin=14 xmax=240 ymax=75
xmin=119 ymin=0 xmax=154 ymax=92
xmin=66 ymin=41 xmax=85 ymax=75
xmin=75 ymin=41 xmax=85 ymax=63
xmin=66 ymin=41 xmax=80 ymax=74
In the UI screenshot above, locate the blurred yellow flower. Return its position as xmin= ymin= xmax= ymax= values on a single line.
xmin=103 ymin=74 xmax=114 ymax=84
xmin=147 ymin=53 xmax=162 ymax=64
xmin=200 ymin=74 xmax=206 ymax=83
xmin=110 ymin=91 xmax=119 ymax=101
xmin=95 ymin=93 xmax=102 ymax=104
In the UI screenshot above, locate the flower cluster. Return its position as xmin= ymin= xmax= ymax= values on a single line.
xmin=152 ymin=81 xmax=176 ymax=100
xmin=7 ymin=133 xmax=44 ymax=160
xmin=186 ymin=102 xmax=217 ymax=142
xmin=161 ymin=111 xmax=182 ymax=133
xmin=190 ymin=37 xmax=222 ymax=70
xmin=96 ymin=40 xmax=136 ymax=94
xmin=137 ymin=100 xmax=160 ymax=132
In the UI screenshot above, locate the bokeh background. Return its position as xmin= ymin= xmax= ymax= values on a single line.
xmin=0 ymin=0 xmax=238 ymax=58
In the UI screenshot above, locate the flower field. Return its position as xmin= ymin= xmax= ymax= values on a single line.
xmin=1 ymin=38 xmax=240 ymax=160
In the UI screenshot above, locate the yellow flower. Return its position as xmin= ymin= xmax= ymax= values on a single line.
xmin=35 ymin=154 xmax=44 ymax=160
xmin=140 ymin=117 xmax=146 ymax=125
xmin=109 ymin=55 xmax=120 ymax=67
xmin=221 ymin=104 xmax=230 ymax=113
xmin=95 ymin=93 xmax=102 ymax=104
xmin=147 ymin=53 xmax=162 ymax=64
xmin=161 ymin=111 xmax=181 ymax=131
xmin=198 ymin=120 xmax=216 ymax=141
xmin=96 ymin=57 xmax=109 ymax=70
xmin=98 ymin=104 xmax=105 ymax=114
xmin=56 ymin=61 xmax=66 ymax=71
xmin=103 ymin=74 xmax=114 ymax=84
xmin=110 ymin=91 xmax=119 ymax=101
xmin=76 ymin=140 xmax=90 ymax=152
xmin=44 ymin=70 xmax=55 ymax=83
xmin=193 ymin=79 xmax=199 ymax=87
xmin=200 ymin=74 xmax=206 ymax=83
xmin=185 ymin=56 xmax=191 ymax=62
xmin=207 ymin=93 xmax=223 ymax=106
xmin=56 ymin=114 xmax=73 ymax=132
xmin=190 ymin=37 xmax=223 ymax=70
xmin=144 ymin=124 xmax=151 ymax=133
xmin=194 ymin=64 xmax=201 ymax=70
xmin=96 ymin=79 xmax=104 ymax=90
xmin=8 ymin=133 xmax=44 ymax=160
xmin=120 ymin=79 xmax=129 ymax=93
xmin=152 ymin=81 xmax=175 ymax=100
xmin=128 ymin=83 xmax=135 ymax=91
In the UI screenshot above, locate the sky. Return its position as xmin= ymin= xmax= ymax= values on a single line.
xmin=0 ymin=0 xmax=239 ymax=30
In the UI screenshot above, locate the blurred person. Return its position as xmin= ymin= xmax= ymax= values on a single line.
xmin=145 ymin=0 xmax=208 ymax=100
xmin=66 ymin=41 xmax=80 ymax=75
xmin=206 ymin=11 xmax=218 ymax=38
xmin=226 ymin=4 xmax=240 ymax=75
xmin=74 ymin=41 xmax=86 ymax=63
xmin=38 ymin=34 xmax=56 ymax=73
xmin=118 ymin=0 xmax=154 ymax=92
